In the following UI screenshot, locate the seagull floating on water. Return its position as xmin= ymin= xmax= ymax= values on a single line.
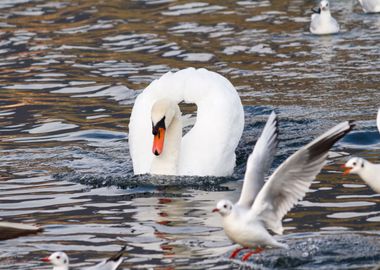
xmin=358 ymin=0 xmax=380 ymax=13
xmin=213 ymin=112 xmax=354 ymax=260
xmin=342 ymin=108 xmax=380 ymax=193
xmin=310 ymin=0 xmax=340 ymax=35
xmin=342 ymin=157 xmax=380 ymax=193
xmin=41 ymin=245 xmax=126 ymax=270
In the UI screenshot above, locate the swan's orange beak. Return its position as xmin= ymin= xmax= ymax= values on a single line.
xmin=341 ymin=164 xmax=352 ymax=175
xmin=152 ymin=127 xmax=165 ymax=156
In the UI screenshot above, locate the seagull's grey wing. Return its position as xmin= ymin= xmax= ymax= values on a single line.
xmin=331 ymin=17 xmax=340 ymax=31
xmin=236 ymin=111 xmax=279 ymax=208
xmin=250 ymin=121 xmax=354 ymax=235
xmin=83 ymin=246 xmax=126 ymax=270
xmin=377 ymin=108 xmax=380 ymax=134
xmin=310 ymin=14 xmax=319 ymax=32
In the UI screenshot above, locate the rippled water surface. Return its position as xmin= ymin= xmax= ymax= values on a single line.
xmin=0 ymin=0 xmax=380 ymax=269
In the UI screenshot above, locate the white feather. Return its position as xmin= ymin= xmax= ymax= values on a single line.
xmin=236 ymin=111 xmax=279 ymax=209
xmin=250 ymin=121 xmax=354 ymax=235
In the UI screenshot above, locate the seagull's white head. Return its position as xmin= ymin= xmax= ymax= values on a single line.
xmin=213 ymin=200 xmax=234 ymax=217
xmin=342 ymin=157 xmax=366 ymax=175
xmin=320 ymin=0 xmax=330 ymax=11
xmin=41 ymin=251 xmax=69 ymax=268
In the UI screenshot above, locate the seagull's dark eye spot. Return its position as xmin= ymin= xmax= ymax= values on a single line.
xmin=63 ymin=259 xmax=67 ymax=264
xmin=56 ymin=256 xmax=60 ymax=259
xmin=353 ymin=162 xmax=356 ymax=166
xmin=224 ymin=205 xmax=227 ymax=208
xmin=361 ymin=163 xmax=364 ymax=168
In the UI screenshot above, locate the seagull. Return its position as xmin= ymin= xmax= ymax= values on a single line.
xmin=41 ymin=245 xmax=126 ymax=270
xmin=342 ymin=157 xmax=380 ymax=193
xmin=310 ymin=0 xmax=340 ymax=35
xmin=358 ymin=0 xmax=380 ymax=13
xmin=341 ymin=108 xmax=380 ymax=193
xmin=213 ymin=112 xmax=354 ymax=260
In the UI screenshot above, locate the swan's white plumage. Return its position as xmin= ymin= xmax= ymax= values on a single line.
xmin=129 ymin=68 xmax=244 ymax=176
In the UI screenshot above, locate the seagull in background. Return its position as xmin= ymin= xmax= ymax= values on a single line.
xmin=342 ymin=108 xmax=380 ymax=193
xmin=358 ymin=0 xmax=380 ymax=13
xmin=213 ymin=112 xmax=354 ymax=261
xmin=310 ymin=0 xmax=340 ymax=35
xmin=41 ymin=245 xmax=126 ymax=270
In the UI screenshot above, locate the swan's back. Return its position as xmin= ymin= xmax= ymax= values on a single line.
xmin=129 ymin=68 xmax=244 ymax=176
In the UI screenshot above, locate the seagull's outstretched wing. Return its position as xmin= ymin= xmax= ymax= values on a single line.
xmin=249 ymin=120 xmax=354 ymax=235
xmin=377 ymin=108 xmax=380 ymax=134
xmin=83 ymin=245 xmax=126 ymax=270
xmin=236 ymin=112 xmax=279 ymax=208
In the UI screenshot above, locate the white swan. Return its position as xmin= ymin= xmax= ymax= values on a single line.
xmin=128 ymin=68 xmax=244 ymax=176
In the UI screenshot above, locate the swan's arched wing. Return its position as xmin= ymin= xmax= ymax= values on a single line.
xmin=249 ymin=121 xmax=354 ymax=235
xmin=377 ymin=108 xmax=380 ymax=134
xmin=236 ymin=112 xmax=279 ymax=209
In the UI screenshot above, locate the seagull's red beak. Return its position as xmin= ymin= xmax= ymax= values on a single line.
xmin=41 ymin=257 xmax=50 ymax=262
xmin=341 ymin=164 xmax=352 ymax=175
xmin=212 ymin=208 xmax=219 ymax=213
xmin=152 ymin=127 xmax=165 ymax=156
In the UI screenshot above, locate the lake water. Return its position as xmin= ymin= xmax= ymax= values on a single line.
xmin=0 ymin=0 xmax=380 ymax=269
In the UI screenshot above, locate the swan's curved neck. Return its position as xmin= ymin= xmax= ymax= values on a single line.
xmin=150 ymin=110 xmax=182 ymax=175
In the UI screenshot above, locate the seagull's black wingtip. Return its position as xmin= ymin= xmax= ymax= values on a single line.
xmin=107 ymin=245 xmax=127 ymax=262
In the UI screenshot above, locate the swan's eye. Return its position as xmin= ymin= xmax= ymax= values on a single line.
xmin=56 ymin=256 xmax=60 ymax=259
xmin=353 ymin=162 xmax=356 ymax=166
xmin=223 ymin=205 xmax=227 ymax=208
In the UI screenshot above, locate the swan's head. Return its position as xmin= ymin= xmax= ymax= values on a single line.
xmin=342 ymin=157 xmax=366 ymax=175
xmin=320 ymin=0 xmax=330 ymax=11
xmin=41 ymin=251 xmax=69 ymax=268
xmin=213 ymin=200 xmax=234 ymax=217
xmin=151 ymin=99 xmax=179 ymax=156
